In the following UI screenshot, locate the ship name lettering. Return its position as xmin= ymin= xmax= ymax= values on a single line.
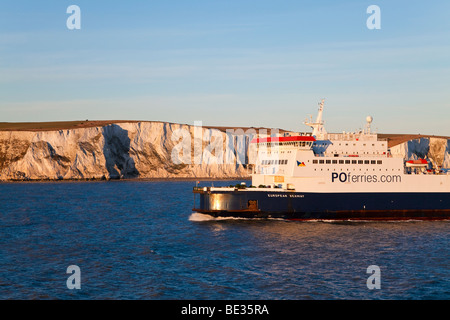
xmin=268 ymin=194 xmax=287 ymax=198
xmin=267 ymin=194 xmax=304 ymax=198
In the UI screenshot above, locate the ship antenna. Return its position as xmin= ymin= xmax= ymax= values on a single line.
xmin=304 ymin=99 xmax=327 ymax=138
xmin=316 ymin=99 xmax=325 ymax=125
xmin=365 ymin=116 xmax=373 ymax=134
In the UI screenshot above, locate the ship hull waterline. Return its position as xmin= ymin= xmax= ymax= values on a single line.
xmin=192 ymin=190 xmax=450 ymax=221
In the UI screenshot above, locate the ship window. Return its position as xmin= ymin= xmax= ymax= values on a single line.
xmin=326 ymin=160 xmax=331 ymax=164
xmin=345 ymin=160 xmax=350 ymax=164
xmin=371 ymin=160 xmax=376 ymax=164
xmin=339 ymin=160 xmax=344 ymax=164
xmin=364 ymin=160 xmax=370 ymax=164
xmin=352 ymin=160 xmax=357 ymax=164
xmin=332 ymin=160 xmax=337 ymax=164
xmin=319 ymin=160 xmax=324 ymax=164
xmin=313 ymin=160 xmax=318 ymax=164
xmin=377 ymin=160 xmax=382 ymax=164
xmin=358 ymin=160 xmax=363 ymax=164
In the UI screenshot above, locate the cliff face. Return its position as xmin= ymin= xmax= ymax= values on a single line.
xmin=389 ymin=137 xmax=450 ymax=168
xmin=0 ymin=122 xmax=255 ymax=181
xmin=0 ymin=122 xmax=449 ymax=181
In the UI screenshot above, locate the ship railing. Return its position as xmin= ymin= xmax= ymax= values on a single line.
xmin=313 ymin=153 xmax=391 ymax=158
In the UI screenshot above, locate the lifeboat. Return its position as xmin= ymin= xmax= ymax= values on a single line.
xmin=405 ymin=159 xmax=428 ymax=168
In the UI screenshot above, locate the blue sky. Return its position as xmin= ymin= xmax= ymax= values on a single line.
xmin=1 ymin=0 xmax=449 ymax=135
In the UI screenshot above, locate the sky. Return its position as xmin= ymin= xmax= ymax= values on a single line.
xmin=0 ymin=0 xmax=449 ymax=135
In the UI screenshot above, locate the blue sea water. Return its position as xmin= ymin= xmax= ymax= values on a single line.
xmin=0 ymin=180 xmax=449 ymax=300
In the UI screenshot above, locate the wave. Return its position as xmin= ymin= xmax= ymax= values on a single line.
xmin=188 ymin=212 xmax=283 ymax=222
xmin=188 ymin=213 xmax=446 ymax=223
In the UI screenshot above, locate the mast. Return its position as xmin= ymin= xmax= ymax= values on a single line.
xmin=304 ymin=99 xmax=327 ymax=139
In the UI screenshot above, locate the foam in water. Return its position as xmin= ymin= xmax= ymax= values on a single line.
xmin=188 ymin=212 xmax=285 ymax=221
xmin=188 ymin=212 xmax=253 ymax=221
xmin=189 ymin=213 xmax=217 ymax=221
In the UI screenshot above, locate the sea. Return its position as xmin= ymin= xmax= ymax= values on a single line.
xmin=0 ymin=180 xmax=449 ymax=301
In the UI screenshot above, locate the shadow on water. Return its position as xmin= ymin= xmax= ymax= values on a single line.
xmin=102 ymin=124 xmax=139 ymax=179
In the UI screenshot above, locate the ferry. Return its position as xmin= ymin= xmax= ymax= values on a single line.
xmin=193 ymin=100 xmax=450 ymax=220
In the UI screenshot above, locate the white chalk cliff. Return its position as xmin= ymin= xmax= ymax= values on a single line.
xmin=0 ymin=122 xmax=449 ymax=181
xmin=389 ymin=137 xmax=450 ymax=169
xmin=0 ymin=122 xmax=255 ymax=181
